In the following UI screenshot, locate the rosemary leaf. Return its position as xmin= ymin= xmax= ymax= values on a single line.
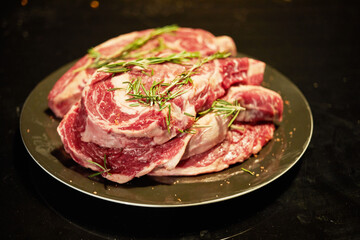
xmin=107 ymin=87 xmax=123 ymax=91
xmin=192 ymin=125 xmax=212 ymax=128
xmin=87 ymin=160 xmax=107 ymax=172
xmin=178 ymin=129 xmax=197 ymax=134
xmin=88 ymin=172 xmax=103 ymax=178
xmin=129 ymin=103 xmax=140 ymax=107
xmin=230 ymin=125 xmax=245 ymax=131
xmin=184 ymin=112 xmax=195 ymax=117
xmin=87 ymin=154 xmax=112 ymax=178
xmin=241 ymin=167 xmax=255 ymax=176
xmin=163 ymin=104 xmax=172 ymax=133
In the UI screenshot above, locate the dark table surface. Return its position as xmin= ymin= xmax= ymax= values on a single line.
xmin=1 ymin=0 xmax=359 ymax=239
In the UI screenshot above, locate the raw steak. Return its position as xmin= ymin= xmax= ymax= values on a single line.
xmin=80 ymin=57 xmax=265 ymax=149
xmin=58 ymin=103 xmax=192 ymax=184
xmin=182 ymin=85 xmax=283 ymax=159
xmin=48 ymin=27 xmax=237 ymax=118
xmin=149 ymin=123 xmax=275 ymax=176
xmin=223 ymin=85 xmax=283 ymax=123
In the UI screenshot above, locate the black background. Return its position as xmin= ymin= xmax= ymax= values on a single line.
xmin=1 ymin=0 xmax=360 ymax=239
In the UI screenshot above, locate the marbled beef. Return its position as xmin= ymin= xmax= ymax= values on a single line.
xmin=48 ymin=27 xmax=237 ymax=117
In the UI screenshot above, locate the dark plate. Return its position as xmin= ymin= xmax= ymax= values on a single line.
xmin=20 ymin=55 xmax=313 ymax=207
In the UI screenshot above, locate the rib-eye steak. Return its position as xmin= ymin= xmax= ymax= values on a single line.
xmin=58 ymin=103 xmax=193 ymax=183
xmin=182 ymin=85 xmax=283 ymax=159
xmin=48 ymin=26 xmax=237 ymax=118
xmin=149 ymin=123 xmax=275 ymax=176
xmin=80 ymin=57 xmax=265 ymax=149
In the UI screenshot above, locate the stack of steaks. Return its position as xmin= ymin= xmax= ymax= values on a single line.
xmin=49 ymin=26 xmax=283 ymax=184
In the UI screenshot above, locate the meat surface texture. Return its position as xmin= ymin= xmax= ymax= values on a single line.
xmin=224 ymin=85 xmax=283 ymax=123
xmin=149 ymin=123 xmax=275 ymax=176
xmin=182 ymin=85 xmax=283 ymax=159
xmin=58 ymin=82 xmax=282 ymax=183
xmin=58 ymin=103 xmax=193 ymax=183
xmin=80 ymin=57 xmax=265 ymax=150
xmin=48 ymin=27 xmax=237 ymax=118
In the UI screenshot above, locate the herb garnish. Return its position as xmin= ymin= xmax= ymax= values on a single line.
xmin=88 ymin=154 xmax=112 ymax=177
xmin=184 ymin=112 xmax=195 ymax=117
xmin=192 ymin=124 xmax=212 ymax=128
xmin=123 ymin=37 xmax=168 ymax=59
xmin=178 ymin=128 xmax=197 ymax=134
xmin=230 ymin=125 xmax=245 ymax=131
xmin=198 ymin=99 xmax=245 ymax=128
xmin=241 ymin=167 xmax=255 ymax=176
xmin=107 ymin=52 xmax=231 ymax=133
xmin=159 ymin=52 xmax=231 ymax=96
xmin=74 ymin=25 xmax=179 ymax=72
xmin=110 ymin=24 xmax=179 ymax=59
xmin=99 ymin=51 xmax=201 ymax=73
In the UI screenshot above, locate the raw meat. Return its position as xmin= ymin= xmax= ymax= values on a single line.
xmin=80 ymin=57 xmax=265 ymax=150
xmin=223 ymin=85 xmax=283 ymax=123
xmin=58 ymin=103 xmax=192 ymax=183
xmin=53 ymin=26 xmax=283 ymax=184
xmin=48 ymin=27 xmax=237 ymax=118
xmin=149 ymin=123 xmax=275 ymax=176
xmin=182 ymin=113 xmax=228 ymax=159
xmin=182 ymin=85 xmax=283 ymax=159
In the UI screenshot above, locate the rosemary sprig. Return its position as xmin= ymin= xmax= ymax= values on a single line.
xmin=88 ymin=154 xmax=112 ymax=177
xmin=109 ymin=52 xmax=230 ymax=107
xmin=74 ymin=25 xmax=179 ymax=72
xmin=160 ymin=52 xmax=231 ymax=95
xmin=107 ymin=52 xmax=232 ymax=132
xmin=99 ymin=51 xmax=200 ymax=73
xmin=122 ymin=77 xmax=162 ymax=107
xmin=112 ymin=24 xmax=179 ymax=59
xmin=198 ymin=99 xmax=245 ymax=128
xmin=125 ymin=37 xmax=168 ymax=59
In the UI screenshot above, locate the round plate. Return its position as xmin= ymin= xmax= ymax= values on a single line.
xmin=20 ymin=56 xmax=313 ymax=207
